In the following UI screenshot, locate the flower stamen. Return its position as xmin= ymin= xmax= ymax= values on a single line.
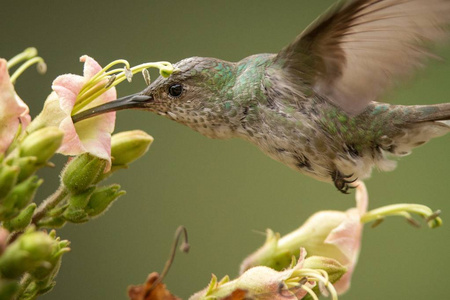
xmin=72 ymin=60 xmax=176 ymax=115
xmin=124 ymin=66 xmax=133 ymax=82
xmin=300 ymin=285 xmax=319 ymax=300
xmin=104 ymin=75 xmax=117 ymax=89
xmin=142 ymin=69 xmax=151 ymax=86
xmin=289 ymin=268 xmax=338 ymax=300
xmin=10 ymin=57 xmax=46 ymax=84
xmin=6 ymin=47 xmax=38 ymax=69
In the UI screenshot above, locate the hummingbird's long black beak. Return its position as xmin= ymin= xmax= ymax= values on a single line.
xmin=71 ymin=93 xmax=153 ymax=123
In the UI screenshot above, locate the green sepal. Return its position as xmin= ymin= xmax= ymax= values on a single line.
xmin=62 ymin=188 xmax=94 ymax=223
xmin=67 ymin=187 xmax=94 ymax=209
xmin=47 ymin=203 xmax=69 ymax=218
xmin=62 ymin=209 xmax=89 ymax=224
xmin=36 ymin=217 xmax=66 ymax=229
xmin=3 ymin=203 xmax=37 ymax=232
xmin=86 ymin=184 xmax=126 ymax=217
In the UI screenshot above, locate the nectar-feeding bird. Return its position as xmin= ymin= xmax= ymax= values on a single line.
xmin=73 ymin=0 xmax=450 ymax=193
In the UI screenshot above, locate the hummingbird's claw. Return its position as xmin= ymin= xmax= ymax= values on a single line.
xmin=332 ymin=171 xmax=358 ymax=194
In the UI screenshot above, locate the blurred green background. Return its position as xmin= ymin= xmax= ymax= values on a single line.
xmin=2 ymin=0 xmax=450 ymax=299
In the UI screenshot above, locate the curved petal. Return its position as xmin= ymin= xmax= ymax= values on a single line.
xmin=52 ymin=74 xmax=85 ymax=114
xmin=0 ymin=59 xmax=30 ymax=153
xmin=324 ymin=183 xmax=368 ymax=294
xmin=81 ymin=55 xmax=102 ymax=79
xmin=324 ymin=210 xmax=361 ymax=294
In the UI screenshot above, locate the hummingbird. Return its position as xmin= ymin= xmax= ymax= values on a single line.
xmin=73 ymin=0 xmax=450 ymax=193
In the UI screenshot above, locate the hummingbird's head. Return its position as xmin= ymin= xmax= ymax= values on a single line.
xmin=73 ymin=57 xmax=238 ymax=138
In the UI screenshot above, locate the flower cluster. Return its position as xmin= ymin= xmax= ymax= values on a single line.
xmin=0 ymin=48 xmax=176 ymax=300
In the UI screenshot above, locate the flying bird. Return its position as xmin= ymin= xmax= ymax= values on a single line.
xmin=73 ymin=0 xmax=450 ymax=193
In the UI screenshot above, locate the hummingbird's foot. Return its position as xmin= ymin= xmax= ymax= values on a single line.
xmin=332 ymin=171 xmax=358 ymax=194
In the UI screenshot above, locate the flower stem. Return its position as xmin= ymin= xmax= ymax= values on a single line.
xmin=16 ymin=273 xmax=33 ymax=297
xmin=361 ymin=204 xmax=442 ymax=228
xmin=32 ymin=186 xmax=69 ymax=225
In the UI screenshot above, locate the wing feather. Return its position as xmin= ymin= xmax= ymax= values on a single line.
xmin=276 ymin=0 xmax=450 ymax=114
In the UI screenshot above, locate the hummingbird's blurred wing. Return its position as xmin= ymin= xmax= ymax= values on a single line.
xmin=276 ymin=0 xmax=450 ymax=115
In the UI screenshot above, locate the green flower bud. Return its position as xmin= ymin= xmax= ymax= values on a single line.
xmin=61 ymin=153 xmax=107 ymax=194
xmin=19 ymin=127 xmax=63 ymax=165
xmin=29 ymin=230 xmax=70 ymax=286
xmin=0 ymin=279 xmax=19 ymax=300
xmin=111 ymin=130 xmax=153 ymax=166
xmin=0 ymin=230 xmax=56 ymax=279
xmin=11 ymin=156 xmax=38 ymax=183
xmin=62 ymin=188 xmax=94 ymax=223
xmin=3 ymin=203 xmax=37 ymax=232
xmin=0 ymin=164 xmax=19 ymax=200
xmin=0 ymin=176 xmax=42 ymax=221
xmin=15 ymin=231 xmax=70 ymax=298
xmin=36 ymin=217 xmax=66 ymax=229
xmin=86 ymin=184 xmax=126 ymax=217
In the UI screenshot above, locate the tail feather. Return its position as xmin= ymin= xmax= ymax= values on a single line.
xmin=415 ymin=103 xmax=450 ymax=123
xmin=388 ymin=103 xmax=450 ymax=157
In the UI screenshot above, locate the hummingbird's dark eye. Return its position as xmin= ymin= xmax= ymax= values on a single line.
xmin=168 ymin=84 xmax=183 ymax=97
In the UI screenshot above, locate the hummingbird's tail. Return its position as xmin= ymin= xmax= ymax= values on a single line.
xmin=388 ymin=103 xmax=450 ymax=157
xmin=414 ymin=103 xmax=450 ymax=123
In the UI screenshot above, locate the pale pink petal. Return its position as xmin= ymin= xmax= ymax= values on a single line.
xmin=81 ymin=55 xmax=103 ymax=79
xmin=324 ymin=213 xmax=361 ymax=294
xmin=333 ymin=262 xmax=355 ymax=294
xmin=325 ymin=211 xmax=361 ymax=263
xmin=52 ymin=74 xmax=85 ymax=114
xmin=15 ymin=94 xmax=31 ymax=129
xmin=324 ymin=182 xmax=368 ymax=294
xmin=58 ymin=113 xmax=113 ymax=162
xmin=0 ymin=58 xmax=31 ymax=153
xmin=52 ymin=56 xmax=116 ymax=170
xmin=355 ymin=181 xmax=369 ymax=215
xmin=58 ymin=116 xmax=86 ymax=155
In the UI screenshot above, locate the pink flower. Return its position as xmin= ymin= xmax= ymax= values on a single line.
xmin=240 ymin=182 xmax=368 ymax=295
xmin=51 ymin=56 xmax=116 ymax=168
xmin=0 ymin=58 xmax=31 ymax=153
xmin=322 ymin=182 xmax=367 ymax=293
